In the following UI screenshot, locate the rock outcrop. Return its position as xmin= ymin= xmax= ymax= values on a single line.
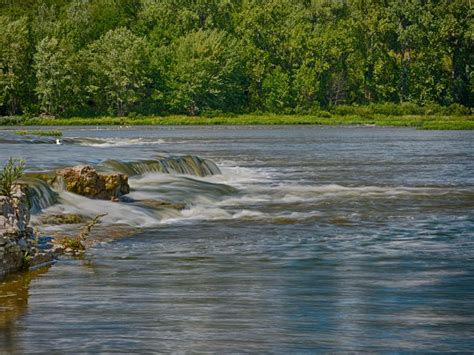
xmin=55 ymin=165 xmax=129 ymax=200
xmin=0 ymin=184 xmax=52 ymax=277
xmin=0 ymin=185 xmax=31 ymax=275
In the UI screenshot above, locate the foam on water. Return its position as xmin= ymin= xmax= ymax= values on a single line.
xmin=35 ymin=163 xmax=473 ymax=228
xmin=73 ymin=137 xmax=166 ymax=147
xmin=39 ymin=191 xmax=163 ymax=227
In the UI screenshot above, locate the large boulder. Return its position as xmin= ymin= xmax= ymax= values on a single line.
xmin=0 ymin=185 xmax=34 ymax=276
xmin=55 ymin=165 xmax=129 ymax=200
xmin=0 ymin=184 xmax=30 ymax=234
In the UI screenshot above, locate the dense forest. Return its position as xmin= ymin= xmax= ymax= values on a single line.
xmin=0 ymin=0 xmax=472 ymax=117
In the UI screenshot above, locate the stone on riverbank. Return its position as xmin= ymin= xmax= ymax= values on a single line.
xmin=0 ymin=184 xmax=53 ymax=277
xmin=55 ymin=165 xmax=129 ymax=200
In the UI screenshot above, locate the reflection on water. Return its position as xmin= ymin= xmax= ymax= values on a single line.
xmin=0 ymin=267 xmax=50 ymax=352
xmin=0 ymin=126 xmax=473 ymax=352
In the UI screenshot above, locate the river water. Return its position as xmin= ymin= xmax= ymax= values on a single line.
xmin=1 ymin=125 xmax=473 ymax=352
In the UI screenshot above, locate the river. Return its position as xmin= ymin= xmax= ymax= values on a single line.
xmin=1 ymin=125 xmax=473 ymax=352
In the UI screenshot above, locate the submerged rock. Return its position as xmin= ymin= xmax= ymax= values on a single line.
xmin=139 ymin=199 xmax=186 ymax=211
xmin=39 ymin=213 xmax=89 ymax=225
xmin=55 ymin=165 xmax=129 ymax=200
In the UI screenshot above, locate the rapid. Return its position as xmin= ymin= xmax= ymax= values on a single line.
xmin=0 ymin=125 xmax=473 ymax=352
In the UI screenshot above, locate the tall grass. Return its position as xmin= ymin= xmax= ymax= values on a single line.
xmin=15 ymin=130 xmax=63 ymax=137
xmin=331 ymin=103 xmax=472 ymax=116
xmin=0 ymin=113 xmax=472 ymax=130
xmin=0 ymin=158 xmax=25 ymax=197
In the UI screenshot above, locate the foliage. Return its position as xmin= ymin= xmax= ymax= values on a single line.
xmin=84 ymin=28 xmax=151 ymax=116
xmin=262 ymin=67 xmax=291 ymax=112
xmin=15 ymin=130 xmax=63 ymax=137
xmin=161 ymin=29 xmax=244 ymax=115
xmin=40 ymin=213 xmax=87 ymax=225
xmin=59 ymin=213 xmax=107 ymax=253
xmin=2 ymin=113 xmax=472 ymax=130
xmin=34 ymin=37 xmax=80 ymax=116
xmin=0 ymin=0 xmax=472 ymax=117
xmin=60 ymin=236 xmax=85 ymax=252
xmin=22 ymin=251 xmax=33 ymax=268
xmin=0 ymin=16 xmax=32 ymax=116
xmin=0 ymin=158 xmax=26 ymax=197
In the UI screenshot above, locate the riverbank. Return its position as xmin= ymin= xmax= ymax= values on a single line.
xmin=1 ymin=114 xmax=473 ymax=130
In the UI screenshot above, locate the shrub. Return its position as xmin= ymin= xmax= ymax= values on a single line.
xmin=331 ymin=102 xmax=472 ymax=116
xmin=369 ymin=103 xmax=402 ymax=116
xmin=315 ymin=110 xmax=332 ymax=118
xmin=15 ymin=130 xmax=63 ymax=137
xmin=332 ymin=105 xmax=358 ymax=116
xmin=446 ymin=103 xmax=471 ymax=116
xmin=0 ymin=157 xmax=25 ymax=197
xmin=61 ymin=236 xmax=85 ymax=252
xmin=0 ymin=116 xmax=25 ymax=125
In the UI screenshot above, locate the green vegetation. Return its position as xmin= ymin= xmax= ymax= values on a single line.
xmin=0 ymin=1 xmax=471 ymax=119
xmin=1 ymin=113 xmax=472 ymax=130
xmin=22 ymin=251 xmax=33 ymax=269
xmin=60 ymin=235 xmax=85 ymax=253
xmin=40 ymin=213 xmax=88 ymax=225
xmin=0 ymin=158 xmax=26 ymax=197
xmin=15 ymin=130 xmax=63 ymax=137
xmin=60 ymin=213 xmax=106 ymax=254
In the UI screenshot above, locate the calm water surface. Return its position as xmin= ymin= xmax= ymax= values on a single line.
xmin=1 ymin=126 xmax=473 ymax=352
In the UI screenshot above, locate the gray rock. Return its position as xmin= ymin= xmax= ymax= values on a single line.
xmin=0 ymin=184 xmax=37 ymax=277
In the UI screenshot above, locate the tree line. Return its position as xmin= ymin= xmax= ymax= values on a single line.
xmin=0 ymin=0 xmax=472 ymax=117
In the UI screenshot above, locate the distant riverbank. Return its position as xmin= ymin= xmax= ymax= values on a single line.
xmin=0 ymin=114 xmax=473 ymax=130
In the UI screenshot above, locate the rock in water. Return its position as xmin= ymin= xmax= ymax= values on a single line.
xmin=1 ymin=184 xmax=53 ymax=277
xmin=0 ymin=184 xmax=30 ymax=234
xmin=55 ymin=165 xmax=130 ymax=200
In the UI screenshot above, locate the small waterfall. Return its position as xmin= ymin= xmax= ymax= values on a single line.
xmin=51 ymin=175 xmax=66 ymax=191
xmin=102 ymin=155 xmax=222 ymax=177
xmin=19 ymin=177 xmax=59 ymax=213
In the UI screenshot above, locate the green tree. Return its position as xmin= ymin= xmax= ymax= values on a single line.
xmin=236 ymin=0 xmax=307 ymax=109
xmin=435 ymin=0 xmax=473 ymax=105
xmin=292 ymin=1 xmax=354 ymax=107
xmin=0 ymin=16 xmax=32 ymax=115
xmin=0 ymin=0 xmax=472 ymax=117
xmin=262 ymin=67 xmax=291 ymax=112
xmin=161 ymin=29 xmax=244 ymax=115
xmin=85 ymin=27 xmax=151 ymax=116
xmin=34 ymin=37 xmax=80 ymax=116
xmin=138 ymin=0 xmax=238 ymax=45
xmin=348 ymin=0 xmax=394 ymax=103
xmin=61 ymin=0 xmax=142 ymax=49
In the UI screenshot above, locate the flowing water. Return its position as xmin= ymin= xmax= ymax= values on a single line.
xmin=0 ymin=126 xmax=473 ymax=352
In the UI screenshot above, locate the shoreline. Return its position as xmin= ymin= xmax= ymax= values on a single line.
xmin=0 ymin=114 xmax=473 ymax=130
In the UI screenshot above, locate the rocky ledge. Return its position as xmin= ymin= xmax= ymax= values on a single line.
xmin=0 ymin=184 xmax=54 ymax=277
